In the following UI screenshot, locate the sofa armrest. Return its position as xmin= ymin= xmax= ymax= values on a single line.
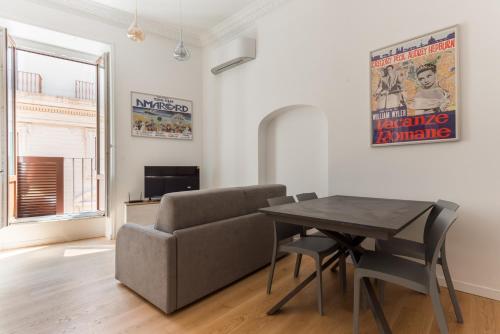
xmin=115 ymin=224 xmax=177 ymax=313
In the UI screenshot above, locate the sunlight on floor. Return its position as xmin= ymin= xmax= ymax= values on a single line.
xmin=0 ymin=246 xmax=48 ymax=260
xmin=63 ymin=247 xmax=113 ymax=257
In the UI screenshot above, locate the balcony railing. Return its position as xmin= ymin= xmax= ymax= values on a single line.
xmin=66 ymin=157 xmax=97 ymax=213
xmin=16 ymin=72 xmax=96 ymax=102
xmin=75 ymin=80 xmax=96 ymax=101
xmin=17 ymin=71 xmax=42 ymax=93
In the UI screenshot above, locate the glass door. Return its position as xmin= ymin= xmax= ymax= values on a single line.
xmin=0 ymin=27 xmax=6 ymax=228
xmin=6 ymin=35 xmax=16 ymax=223
xmin=0 ymin=28 xmax=16 ymax=228
xmin=96 ymin=53 xmax=109 ymax=215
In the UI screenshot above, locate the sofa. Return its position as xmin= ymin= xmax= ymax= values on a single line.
xmin=115 ymin=184 xmax=286 ymax=314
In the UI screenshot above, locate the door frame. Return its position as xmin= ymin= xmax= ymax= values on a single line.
xmin=0 ymin=28 xmax=17 ymax=227
xmin=0 ymin=27 xmax=7 ymax=228
xmin=7 ymin=34 xmax=17 ymax=221
xmin=96 ymin=52 xmax=110 ymax=216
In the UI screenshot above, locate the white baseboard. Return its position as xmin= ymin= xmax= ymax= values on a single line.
xmin=346 ymin=256 xmax=500 ymax=301
xmin=437 ymin=275 xmax=500 ymax=301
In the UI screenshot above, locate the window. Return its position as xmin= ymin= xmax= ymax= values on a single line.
xmin=0 ymin=30 xmax=110 ymax=225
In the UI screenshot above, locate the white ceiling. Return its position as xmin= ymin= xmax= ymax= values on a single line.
xmin=25 ymin=0 xmax=286 ymax=46
xmin=91 ymin=0 xmax=257 ymax=35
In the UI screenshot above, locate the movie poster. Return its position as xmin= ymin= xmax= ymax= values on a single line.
xmin=131 ymin=92 xmax=193 ymax=140
xmin=370 ymin=26 xmax=458 ymax=146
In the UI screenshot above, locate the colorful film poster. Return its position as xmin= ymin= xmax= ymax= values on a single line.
xmin=370 ymin=26 xmax=459 ymax=146
xmin=131 ymin=92 xmax=193 ymax=140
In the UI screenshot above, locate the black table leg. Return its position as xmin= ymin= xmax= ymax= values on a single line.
xmin=265 ymin=230 xmax=392 ymax=334
xmin=321 ymin=230 xmax=392 ymax=334
xmin=266 ymin=251 xmax=340 ymax=315
xmin=361 ymin=277 xmax=392 ymax=334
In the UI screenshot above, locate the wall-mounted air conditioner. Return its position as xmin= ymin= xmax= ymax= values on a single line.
xmin=211 ymin=38 xmax=256 ymax=75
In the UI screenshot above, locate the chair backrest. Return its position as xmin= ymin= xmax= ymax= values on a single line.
xmin=267 ymin=196 xmax=303 ymax=241
xmin=425 ymin=208 xmax=458 ymax=270
xmin=295 ymin=192 xmax=318 ymax=202
xmin=267 ymin=196 xmax=295 ymax=207
xmin=423 ymin=199 xmax=460 ymax=245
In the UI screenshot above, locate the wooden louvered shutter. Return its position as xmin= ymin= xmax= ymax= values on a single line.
xmin=17 ymin=156 xmax=63 ymax=218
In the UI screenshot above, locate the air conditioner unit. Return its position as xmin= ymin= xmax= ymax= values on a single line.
xmin=211 ymin=38 xmax=256 ymax=75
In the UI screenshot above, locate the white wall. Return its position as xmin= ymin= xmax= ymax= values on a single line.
xmin=202 ymin=0 xmax=500 ymax=300
xmin=0 ymin=0 xmax=203 ymax=246
xmin=259 ymin=105 xmax=328 ymax=197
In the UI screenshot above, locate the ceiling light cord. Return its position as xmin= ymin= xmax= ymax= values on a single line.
xmin=179 ymin=0 xmax=183 ymax=41
xmin=127 ymin=0 xmax=145 ymax=42
xmin=135 ymin=0 xmax=138 ymax=21
xmin=173 ymin=0 xmax=190 ymax=61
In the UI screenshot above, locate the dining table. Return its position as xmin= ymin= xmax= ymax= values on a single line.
xmin=259 ymin=195 xmax=434 ymax=334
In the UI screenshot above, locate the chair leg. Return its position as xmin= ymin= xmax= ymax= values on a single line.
xmin=339 ymin=252 xmax=347 ymax=294
xmin=314 ymin=256 xmax=324 ymax=315
xmin=378 ymin=280 xmax=385 ymax=305
xmin=294 ymin=254 xmax=302 ymax=278
xmin=441 ymin=254 xmax=464 ymax=323
xmin=267 ymin=247 xmax=278 ymax=295
xmin=430 ymin=278 xmax=449 ymax=334
xmin=353 ymin=273 xmax=361 ymax=334
xmin=330 ymin=260 xmax=339 ymax=272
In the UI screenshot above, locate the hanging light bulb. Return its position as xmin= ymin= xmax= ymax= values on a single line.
xmin=127 ymin=0 xmax=145 ymax=42
xmin=173 ymin=0 xmax=190 ymax=61
xmin=173 ymin=36 xmax=190 ymax=61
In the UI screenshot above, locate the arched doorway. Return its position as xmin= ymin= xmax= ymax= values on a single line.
xmin=258 ymin=105 xmax=328 ymax=196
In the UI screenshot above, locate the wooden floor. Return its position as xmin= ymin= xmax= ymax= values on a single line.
xmin=0 ymin=238 xmax=499 ymax=334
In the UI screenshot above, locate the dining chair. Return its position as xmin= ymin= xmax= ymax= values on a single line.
xmin=353 ymin=208 xmax=459 ymax=334
xmin=295 ymin=192 xmax=347 ymax=288
xmin=295 ymin=192 xmax=319 ymax=202
xmin=266 ymin=195 xmax=342 ymax=315
xmin=295 ymin=192 xmax=327 ymax=239
xmin=375 ymin=199 xmax=463 ymax=323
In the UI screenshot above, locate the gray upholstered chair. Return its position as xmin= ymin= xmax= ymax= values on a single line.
xmin=266 ymin=196 xmax=341 ymax=315
xmin=353 ymin=208 xmax=459 ymax=334
xmin=375 ymin=199 xmax=462 ymax=323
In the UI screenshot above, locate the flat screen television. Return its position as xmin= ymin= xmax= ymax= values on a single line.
xmin=145 ymin=166 xmax=199 ymax=200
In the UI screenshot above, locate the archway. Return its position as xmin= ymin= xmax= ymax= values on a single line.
xmin=258 ymin=105 xmax=328 ymax=197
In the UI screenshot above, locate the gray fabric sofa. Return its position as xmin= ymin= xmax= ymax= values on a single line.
xmin=115 ymin=184 xmax=286 ymax=314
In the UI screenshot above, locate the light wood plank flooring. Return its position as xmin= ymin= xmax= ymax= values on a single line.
xmin=0 ymin=238 xmax=499 ymax=333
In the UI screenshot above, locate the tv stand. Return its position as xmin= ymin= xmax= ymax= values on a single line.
xmin=123 ymin=199 xmax=161 ymax=226
xmin=128 ymin=199 xmax=143 ymax=204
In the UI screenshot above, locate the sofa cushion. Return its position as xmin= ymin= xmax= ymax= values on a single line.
xmin=240 ymin=184 xmax=286 ymax=214
xmin=155 ymin=187 xmax=247 ymax=233
xmin=173 ymin=212 xmax=274 ymax=308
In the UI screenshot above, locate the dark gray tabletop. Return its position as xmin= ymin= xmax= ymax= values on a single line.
xmin=259 ymin=195 xmax=434 ymax=239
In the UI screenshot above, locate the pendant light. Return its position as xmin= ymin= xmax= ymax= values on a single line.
xmin=173 ymin=0 xmax=190 ymax=61
xmin=127 ymin=0 xmax=145 ymax=42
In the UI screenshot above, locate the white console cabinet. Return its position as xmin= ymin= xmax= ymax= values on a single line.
xmin=124 ymin=200 xmax=160 ymax=226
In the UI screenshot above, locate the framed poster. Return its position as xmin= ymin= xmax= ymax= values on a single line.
xmin=131 ymin=91 xmax=193 ymax=140
xmin=370 ymin=26 xmax=459 ymax=146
